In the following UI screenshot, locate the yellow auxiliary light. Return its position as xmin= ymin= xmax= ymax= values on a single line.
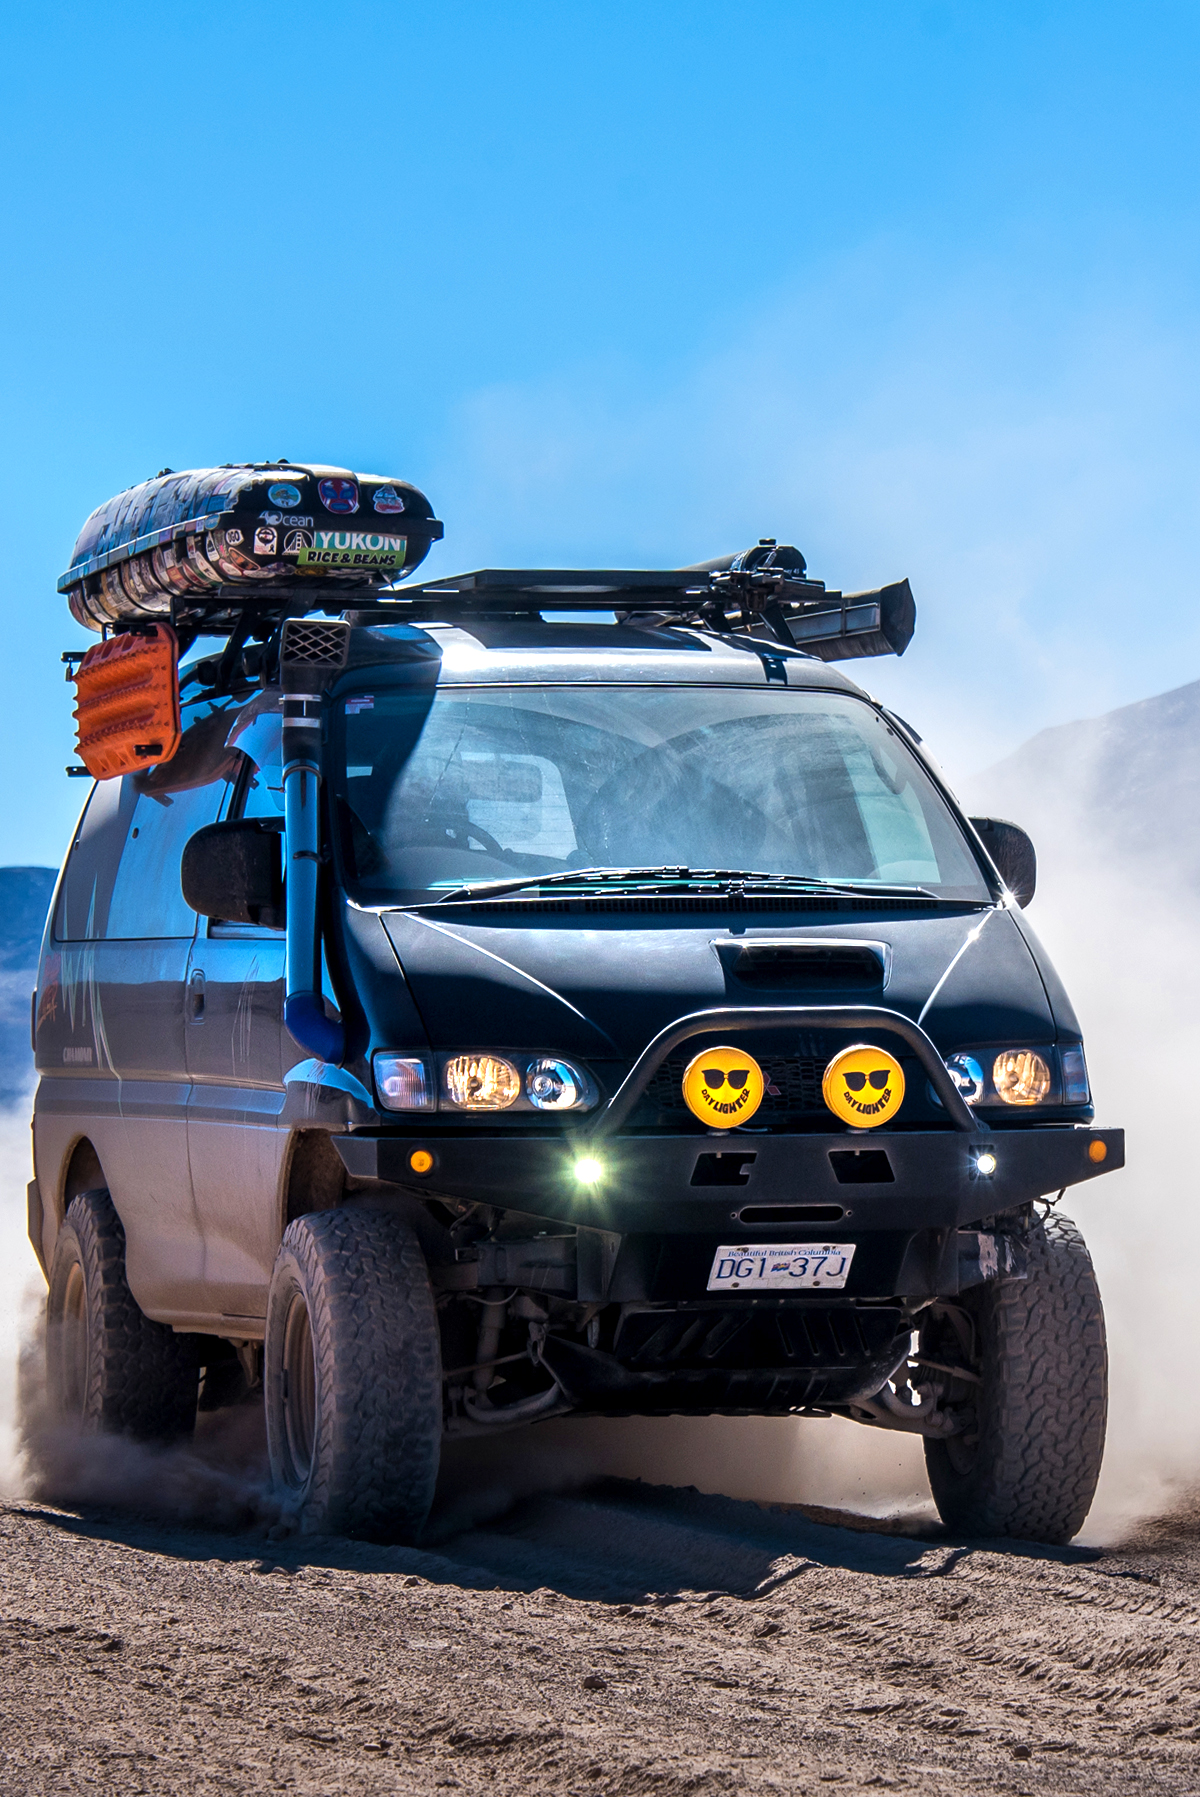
xmin=409 ymin=1149 xmax=434 ymax=1176
xmin=681 ymin=1046 xmax=764 ymax=1127
xmin=574 ymin=1156 xmax=604 ymax=1185
xmin=822 ymin=1045 xmax=905 ymax=1128
xmin=1088 ymin=1139 xmax=1107 ymax=1164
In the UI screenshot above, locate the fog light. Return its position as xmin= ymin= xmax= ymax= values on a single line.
xmin=992 ymin=1049 xmax=1051 ymax=1106
xmin=975 ymin=1150 xmax=998 ymax=1177
xmin=1088 ymin=1139 xmax=1107 ymax=1164
xmin=444 ymin=1054 xmax=520 ymax=1109
xmin=574 ymin=1156 xmax=604 ymax=1185
xmin=409 ymin=1149 xmax=434 ymax=1175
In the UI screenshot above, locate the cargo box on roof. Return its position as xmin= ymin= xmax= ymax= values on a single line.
xmin=58 ymin=463 xmax=444 ymax=632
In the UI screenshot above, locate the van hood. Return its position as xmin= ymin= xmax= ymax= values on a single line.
xmin=379 ymin=906 xmax=1055 ymax=1059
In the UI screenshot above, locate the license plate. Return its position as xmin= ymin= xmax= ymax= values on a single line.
xmin=706 ymin=1243 xmax=856 ymax=1292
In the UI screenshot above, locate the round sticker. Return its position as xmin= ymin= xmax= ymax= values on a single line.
xmin=822 ymin=1045 xmax=905 ymax=1128
xmin=372 ymin=484 xmax=407 ymax=514
xmin=319 ymin=476 xmax=359 ymax=514
xmin=682 ymin=1045 xmax=764 ymax=1128
xmin=267 ymin=482 xmax=302 ymax=507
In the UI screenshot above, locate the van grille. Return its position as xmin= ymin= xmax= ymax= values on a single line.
xmin=635 ymin=1054 xmax=827 ymax=1122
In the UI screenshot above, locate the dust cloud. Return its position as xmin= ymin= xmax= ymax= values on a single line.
xmin=965 ymin=722 xmax=1200 ymax=1545
xmin=0 ymin=1104 xmax=41 ymax=1497
xmin=0 ymin=1104 xmax=287 ymax=1529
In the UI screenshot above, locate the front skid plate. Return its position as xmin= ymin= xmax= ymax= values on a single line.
xmin=335 ymin=1126 xmax=1123 ymax=1232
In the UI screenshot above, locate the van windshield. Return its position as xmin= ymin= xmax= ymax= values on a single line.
xmin=330 ymin=683 xmax=989 ymax=904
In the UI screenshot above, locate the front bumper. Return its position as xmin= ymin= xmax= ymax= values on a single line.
xmin=334 ymin=1122 xmax=1122 ymax=1303
xmin=335 ymin=1122 xmax=1122 ymax=1233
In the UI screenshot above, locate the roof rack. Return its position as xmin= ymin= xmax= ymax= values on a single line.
xmin=343 ymin=557 xmax=915 ymax=662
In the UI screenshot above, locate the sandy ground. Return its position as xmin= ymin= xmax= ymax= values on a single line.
xmin=4 ymin=1409 xmax=1200 ymax=1797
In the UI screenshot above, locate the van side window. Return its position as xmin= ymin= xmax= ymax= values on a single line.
xmin=228 ymin=704 xmax=284 ymax=821
xmin=106 ymin=778 xmax=229 ymax=939
xmin=53 ymin=776 xmax=130 ymax=942
xmin=55 ymin=700 xmax=244 ymax=943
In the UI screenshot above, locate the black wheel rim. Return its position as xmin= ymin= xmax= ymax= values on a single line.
xmin=279 ymin=1290 xmax=317 ymax=1488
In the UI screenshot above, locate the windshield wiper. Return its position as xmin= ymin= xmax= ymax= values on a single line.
xmin=429 ymin=866 xmax=757 ymax=902
xmin=424 ymin=866 xmax=943 ymax=904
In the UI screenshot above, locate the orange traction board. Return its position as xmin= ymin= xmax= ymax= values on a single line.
xmin=72 ymin=624 xmax=181 ymax=779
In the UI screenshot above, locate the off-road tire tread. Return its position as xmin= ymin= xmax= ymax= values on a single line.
xmin=924 ymin=1211 xmax=1107 ymax=1544
xmin=46 ymin=1188 xmax=198 ymax=1440
xmin=265 ymin=1205 xmax=442 ymax=1542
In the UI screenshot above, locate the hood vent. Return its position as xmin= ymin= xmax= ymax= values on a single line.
xmin=718 ymin=939 xmax=887 ymax=989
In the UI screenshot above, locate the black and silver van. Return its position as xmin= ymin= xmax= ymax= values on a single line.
xmin=31 ymin=486 xmax=1122 ymax=1546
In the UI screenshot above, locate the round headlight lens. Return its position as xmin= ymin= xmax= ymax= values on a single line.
xmin=443 ymin=1054 xmax=521 ymax=1109
xmin=525 ymin=1056 xmax=597 ymax=1112
xmin=945 ymin=1053 xmax=985 ymax=1105
xmin=992 ymin=1049 xmax=1052 ymax=1106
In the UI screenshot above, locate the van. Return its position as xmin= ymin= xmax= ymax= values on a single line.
xmin=32 ymin=501 xmax=1121 ymax=1546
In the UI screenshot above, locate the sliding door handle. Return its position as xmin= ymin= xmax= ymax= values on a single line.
xmin=187 ymin=969 xmax=206 ymax=1022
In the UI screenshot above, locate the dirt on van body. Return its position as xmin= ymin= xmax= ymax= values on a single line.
xmin=2 ymin=1431 xmax=1200 ymax=1797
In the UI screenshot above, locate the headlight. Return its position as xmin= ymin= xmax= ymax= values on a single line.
xmin=373 ymin=1049 xmax=599 ymax=1113
xmin=374 ymin=1054 xmax=435 ymax=1111
xmin=931 ymin=1045 xmax=1075 ymax=1109
xmin=993 ymin=1049 xmax=1052 ymax=1106
xmin=444 ymin=1054 xmax=521 ymax=1110
xmin=525 ymin=1056 xmax=597 ymax=1112
xmin=945 ymin=1053 xmax=985 ymax=1105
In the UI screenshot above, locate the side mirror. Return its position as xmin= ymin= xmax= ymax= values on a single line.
xmin=182 ymin=819 xmax=284 ymax=927
xmin=969 ymin=817 xmax=1036 ymax=908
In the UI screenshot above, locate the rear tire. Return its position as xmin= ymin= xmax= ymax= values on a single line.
xmin=923 ymin=1211 xmax=1107 ymax=1544
xmin=264 ymin=1204 xmax=442 ymax=1541
xmin=45 ymin=1188 xmax=199 ymax=1440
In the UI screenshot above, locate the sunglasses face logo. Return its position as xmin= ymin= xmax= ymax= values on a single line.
xmin=821 ymin=1045 xmax=906 ymax=1128
xmin=842 ymin=1069 xmax=890 ymax=1092
xmin=704 ymin=1068 xmax=749 ymax=1091
xmin=682 ymin=1046 xmax=765 ymax=1127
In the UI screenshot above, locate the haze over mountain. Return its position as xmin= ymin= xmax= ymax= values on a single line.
xmin=961 ymin=676 xmax=1200 ymax=900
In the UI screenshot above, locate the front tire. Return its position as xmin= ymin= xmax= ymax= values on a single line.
xmin=923 ymin=1211 xmax=1107 ymax=1544
xmin=264 ymin=1204 xmax=442 ymax=1541
xmin=45 ymin=1188 xmax=199 ymax=1440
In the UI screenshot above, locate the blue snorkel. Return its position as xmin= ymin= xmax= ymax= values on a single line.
xmin=279 ymin=618 xmax=351 ymax=1065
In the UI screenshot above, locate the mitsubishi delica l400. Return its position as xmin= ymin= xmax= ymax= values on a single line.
xmin=29 ymin=463 xmax=1122 ymax=1546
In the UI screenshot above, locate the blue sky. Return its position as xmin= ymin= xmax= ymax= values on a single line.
xmin=3 ymin=1 xmax=1200 ymax=863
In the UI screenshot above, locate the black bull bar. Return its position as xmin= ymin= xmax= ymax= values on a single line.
xmin=581 ymin=1004 xmax=978 ymax=1139
xmin=335 ymin=1007 xmax=1123 ymax=1240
